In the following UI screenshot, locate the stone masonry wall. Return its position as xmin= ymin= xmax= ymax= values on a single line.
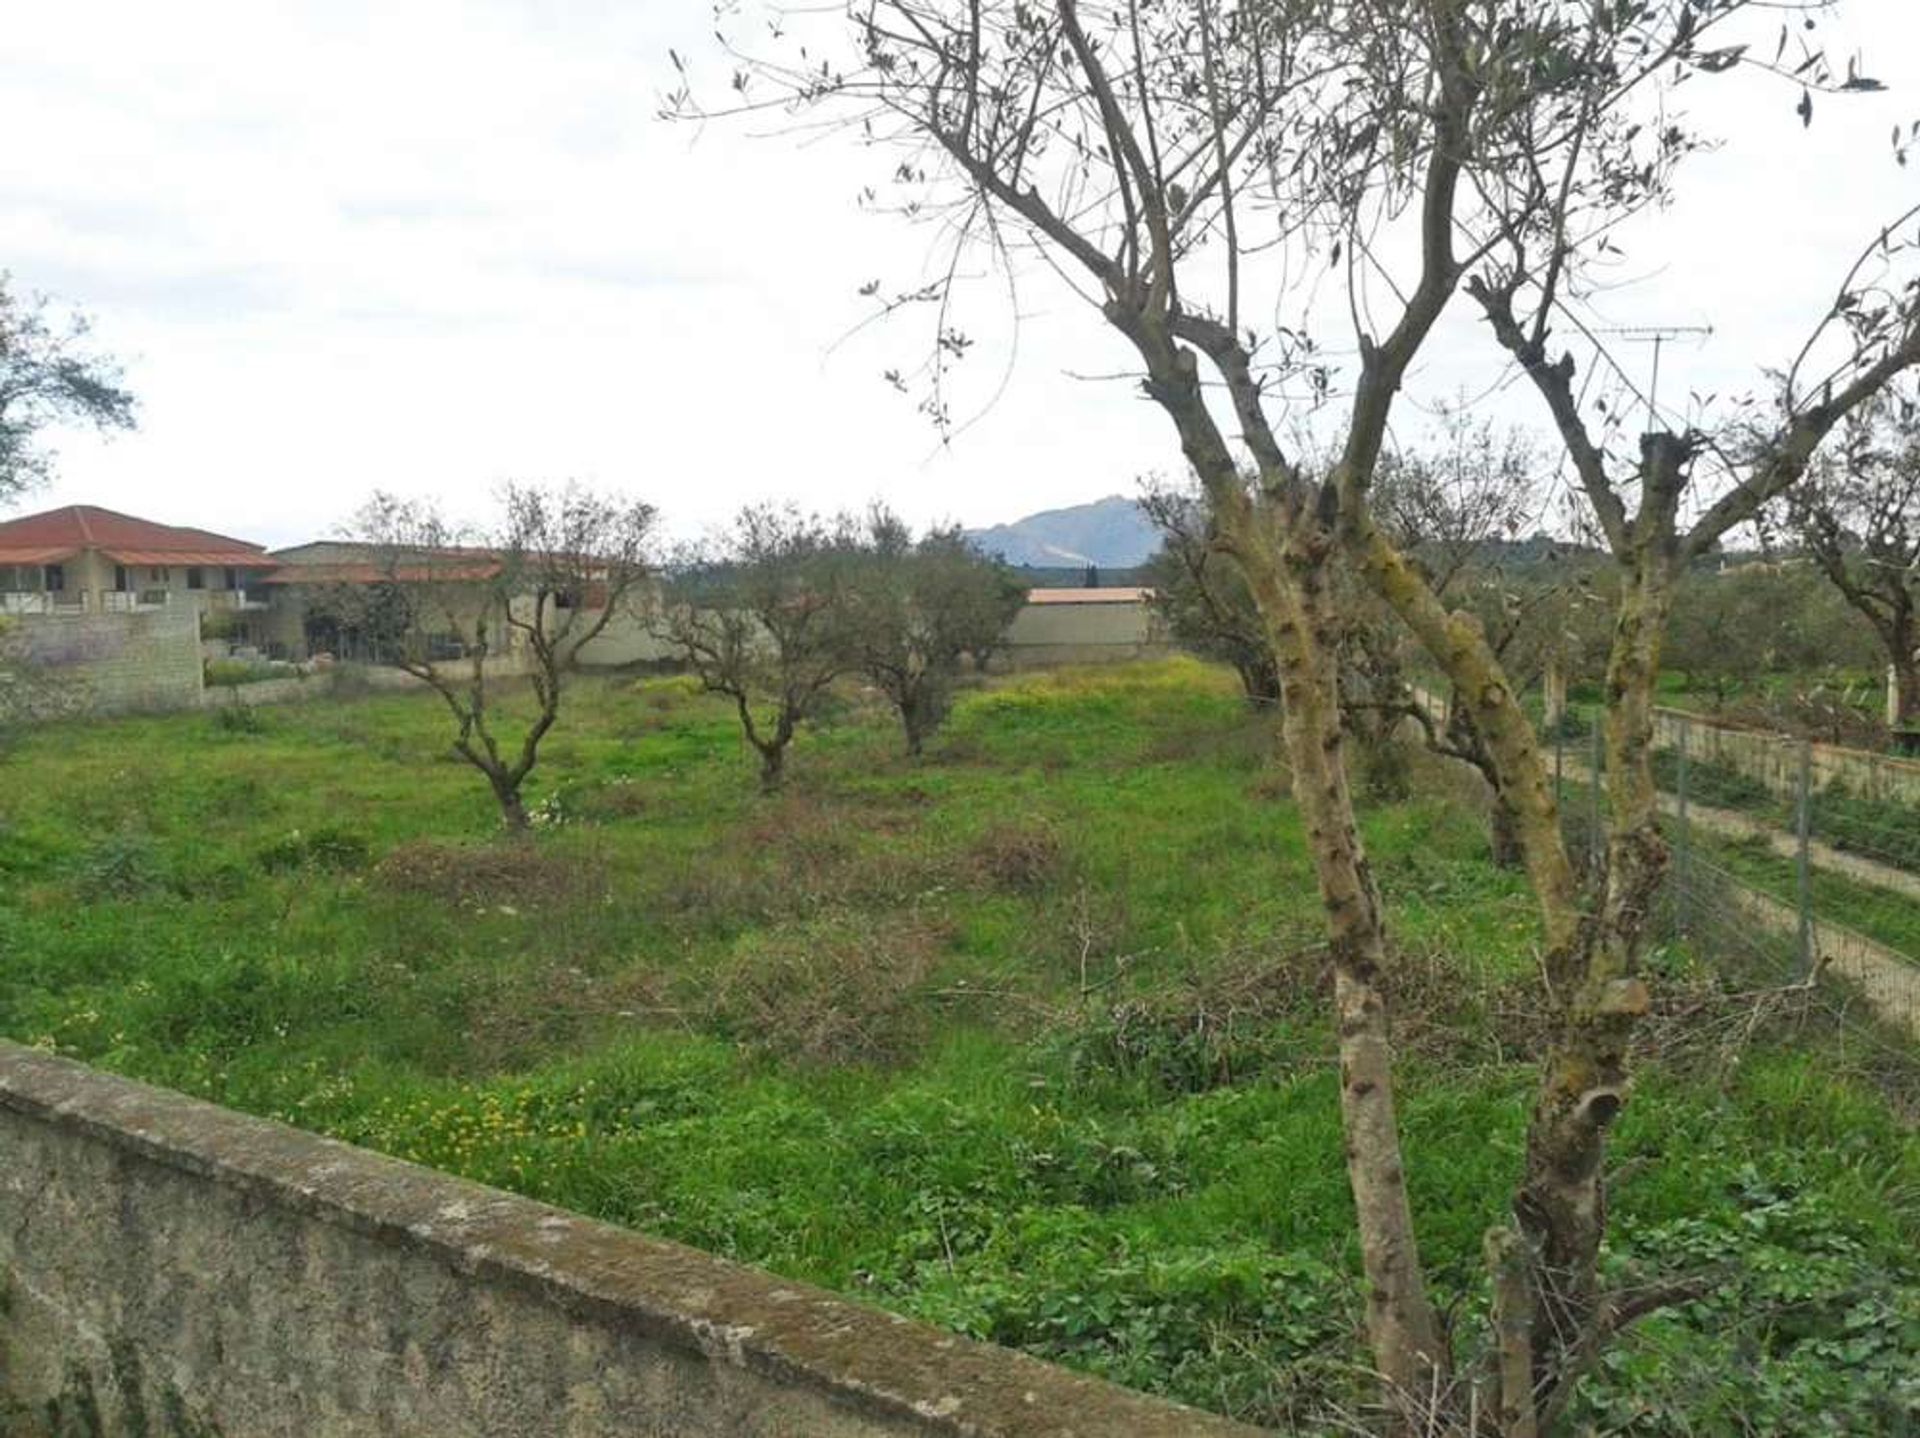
xmin=11 ymin=607 xmax=203 ymax=714
xmin=0 ymin=1043 xmax=1264 ymax=1438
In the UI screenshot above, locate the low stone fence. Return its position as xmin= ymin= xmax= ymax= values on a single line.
xmin=1649 ymin=707 xmax=1920 ymax=807
xmin=0 ymin=1043 xmax=1262 ymax=1437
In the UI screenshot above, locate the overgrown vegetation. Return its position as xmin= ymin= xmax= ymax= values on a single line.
xmin=2 ymin=663 xmax=1913 ymax=1432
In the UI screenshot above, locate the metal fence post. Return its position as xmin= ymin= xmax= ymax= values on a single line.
xmin=1796 ymin=740 xmax=1814 ymax=974
xmin=1675 ymin=715 xmax=1690 ymax=935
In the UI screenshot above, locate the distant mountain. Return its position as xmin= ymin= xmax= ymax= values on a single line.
xmin=966 ymin=495 xmax=1159 ymax=569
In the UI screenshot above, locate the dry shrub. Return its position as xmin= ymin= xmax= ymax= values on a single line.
xmin=371 ymin=839 xmax=605 ymax=910
xmin=1380 ymin=944 xmax=1546 ymax=1068
xmin=704 ymin=915 xmax=955 ymax=1065
xmin=969 ymin=820 xmax=1065 ymax=894
xmin=1069 ymin=940 xmax=1548 ymax=1093
xmin=462 ymin=962 xmax=679 ymax=1074
xmin=1068 ymin=944 xmax=1328 ymax=1092
xmin=647 ymin=855 xmax=785 ymax=931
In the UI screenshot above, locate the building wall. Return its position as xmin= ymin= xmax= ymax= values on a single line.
xmin=1001 ymin=600 xmax=1170 ymax=667
xmin=7 ymin=606 xmax=203 ymax=713
xmin=0 ymin=1043 xmax=1260 ymax=1438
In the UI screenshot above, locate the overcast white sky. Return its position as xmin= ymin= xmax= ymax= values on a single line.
xmin=4 ymin=1 xmax=1917 ymax=548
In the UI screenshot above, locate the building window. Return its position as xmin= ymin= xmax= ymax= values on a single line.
xmin=224 ymin=567 xmax=241 ymax=591
xmin=115 ymin=565 xmax=131 ymax=592
xmin=149 ymin=567 xmax=170 ymax=584
xmin=43 ymin=564 xmax=65 ymax=592
xmin=187 ymin=567 xmax=205 ymax=590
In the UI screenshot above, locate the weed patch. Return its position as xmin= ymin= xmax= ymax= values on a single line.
xmin=371 ymin=838 xmax=603 ymax=910
xmin=703 ymin=914 xmax=958 ymax=1065
xmin=969 ymin=820 xmax=1065 ymax=894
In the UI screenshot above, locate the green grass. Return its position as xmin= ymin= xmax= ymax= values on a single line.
xmin=1696 ymin=832 xmax=1920 ymax=960
xmin=2 ymin=659 xmax=1915 ymax=1432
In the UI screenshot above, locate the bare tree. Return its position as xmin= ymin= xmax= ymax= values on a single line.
xmin=660 ymin=505 xmax=860 ymax=790
xmin=674 ymin=2 xmax=1920 ymax=1428
xmin=347 ymin=484 xmax=656 ymax=831
xmin=845 ymin=506 xmax=1026 ymax=755
xmin=1777 ymin=388 xmax=1920 ymax=739
xmin=0 ymin=275 xmax=135 ymax=505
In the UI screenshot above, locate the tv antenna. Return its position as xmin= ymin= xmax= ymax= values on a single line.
xmin=1593 ymin=324 xmax=1714 ymax=431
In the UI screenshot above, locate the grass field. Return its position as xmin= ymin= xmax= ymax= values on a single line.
xmin=2 ymin=660 xmax=1915 ymax=1432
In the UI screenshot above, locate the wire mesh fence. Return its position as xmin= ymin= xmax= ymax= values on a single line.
xmin=1544 ymin=709 xmax=1920 ymax=1037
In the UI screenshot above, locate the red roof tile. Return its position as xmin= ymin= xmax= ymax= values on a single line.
xmin=0 ymin=546 xmax=82 ymax=566
xmin=106 ymin=549 xmax=279 ymax=568
xmin=0 ymin=505 xmax=269 ymax=563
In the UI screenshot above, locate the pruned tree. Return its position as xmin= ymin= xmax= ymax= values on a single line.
xmin=1338 ymin=38 xmax=1920 ymax=1438
xmin=0 ymin=275 xmax=135 ymax=505
xmin=845 ymin=505 xmax=1026 ymax=754
xmin=1777 ymin=388 xmax=1920 ymax=738
xmin=660 ymin=505 xmax=860 ymax=790
xmin=1139 ymin=475 xmax=1279 ymax=706
xmin=673 ymin=2 xmax=1920 ymax=1430
xmin=346 ymin=484 xmax=656 ymax=831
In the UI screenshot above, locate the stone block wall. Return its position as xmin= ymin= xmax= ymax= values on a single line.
xmin=0 ymin=1043 xmax=1264 ymax=1438
xmin=10 ymin=607 xmax=203 ymax=714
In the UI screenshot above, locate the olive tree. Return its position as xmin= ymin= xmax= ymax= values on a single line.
xmin=1778 ymin=388 xmax=1920 ymax=736
xmin=659 ymin=505 xmax=861 ymax=790
xmin=845 ymin=506 xmax=1026 ymax=755
xmin=347 ymin=484 xmax=656 ymax=831
xmin=674 ymin=2 xmax=1920 ymax=1428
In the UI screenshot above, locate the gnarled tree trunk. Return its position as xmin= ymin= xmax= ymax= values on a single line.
xmin=1235 ymin=522 xmax=1449 ymax=1420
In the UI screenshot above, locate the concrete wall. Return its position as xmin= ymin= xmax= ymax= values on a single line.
xmin=1001 ymin=601 xmax=1170 ymax=668
xmin=7 ymin=606 xmax=203 ymax=714
xmin=202 ymin=656 xmax=536 ymax=710
xmin=1652 ymin=707 xmax=1920 ymax=806
xmin=0 ymin=1043 xmax=1262 ymax=1438
xmin=570 ymin=607 xmax=677 ymax=668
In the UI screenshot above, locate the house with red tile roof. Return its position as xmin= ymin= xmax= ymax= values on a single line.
xmin=0 ymin=505 xmax=277 ymax=624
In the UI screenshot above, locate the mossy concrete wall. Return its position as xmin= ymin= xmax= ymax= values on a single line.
xmin=0 ymin=1044 xmax=1266 ymax=1438
xmin=1650 ymin=707 xmax=1920 ymax=806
